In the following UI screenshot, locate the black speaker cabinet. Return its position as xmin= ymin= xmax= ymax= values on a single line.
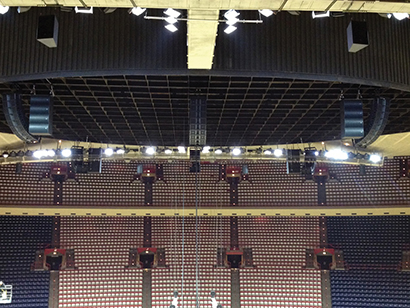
xmin=341 ymin=100 xmax=364 ymax=139
xmin=37 ymin=15 xmax=59 ymax=48
xmin=29 ymin=96 xmax=53 ymax=136
xmin=347 ymin=20 xmax=368 ymax=53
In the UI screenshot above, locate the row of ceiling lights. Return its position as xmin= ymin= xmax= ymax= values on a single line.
xmin=1 ymin=146 xmax=382 ymax=163
xmin=312 ymin=10 xmax=409 ymax=20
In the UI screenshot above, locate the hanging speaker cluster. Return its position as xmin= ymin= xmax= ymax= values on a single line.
xmin=341 ymin=100 xmax=364 ymax=139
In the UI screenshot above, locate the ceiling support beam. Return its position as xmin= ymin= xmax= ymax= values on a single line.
xmin=187 ymin=9 xmax=219 ymax=70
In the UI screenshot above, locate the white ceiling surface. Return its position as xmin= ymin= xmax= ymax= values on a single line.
xmin=1 ymin=132 xmax=410 ymax=159
xmin=1 ymin=0 xmax=410 ymax=69
xmin=1 ymin=0 xmax=410 ymax=12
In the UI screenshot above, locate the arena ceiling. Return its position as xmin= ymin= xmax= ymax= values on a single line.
xmin=1 ymin=75 xmax=410 ymax=147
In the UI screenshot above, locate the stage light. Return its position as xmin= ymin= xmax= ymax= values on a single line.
xmin=33 ymin=150 xmax=46 ymax=159
xmin=224 ymin=25 xmax=237 ymax=34
xmin=47 ymin=150 xmax=55 ymax=157
xmin=263 ymin=149 xmax=272 ymax=155
xmin=273 ymin=149 xmax=283 ymax=157
xmin=131 ymin=7 xmax=146 ymax=16
xmin=2 ymin=151 xmax=9 ymax=158
xmin=178 ymin=146 xmax=186 ymax=154
xmin=75 ymin=7 xmax=93 ymax=14
xmin=145 ymin=147 xmax=155 ymax=155
xmin=224 ymin=9 xmax=240 ymax=20
xmin=202 ymin=146 xmax=210 ymax=154
xmin=116 ymin=148 xmax=125 ymax=154
xmin=314 ymin=151 xmax=319 ymax=156
xmin=312 ymin=11 xmax=330 ymax=19
xmin=165 ymin=16 xmax=178 ymax=24
xmin=104 ymin=148 xmax=114 ymax=156
xmin=0 ymin=6 xmax=9 ymax=14
xmin=369 ymin=154 xmax=382 ymax=163
xmin=232 ymin=148 xmax=241 ymax=156
xmin=164 ymin=8 xmax=181 ymax=18
xmin=165 ymin=24 xmax=178 ymax=32
xmin=392 ymin=13 xmax=409 ymax=20
xmin=258 ymin=9 xmax=274 ymax=17
xmin=61 ymin=149 xmax=72 ymax=158
xmin=215 ymin=148 xmax=223 ymax=155
xmin=164 ymin=148 xmax=173 ymax=154
xmin=325 ymin=149 xmax=348 ymax=160
xmin=17 ymin=7 xmax=31 ymax=13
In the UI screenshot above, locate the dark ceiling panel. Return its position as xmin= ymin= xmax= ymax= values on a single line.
xmin=0 ymin=75 xmax=409 ymax=146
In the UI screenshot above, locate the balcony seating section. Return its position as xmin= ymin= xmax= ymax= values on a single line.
xmin=238 ymin=216 xmax=322 ymax=307
xmin=330 ymin=269 xmax=410 ymax=307
xmin=238 ymin=163 xmax=318 ymax=207
xmin=153 ymin=162 xmax=230 ymax=207
xmin=327 ymin=216 xmax=410 ymax=269
xmin=151 ymin=216 xmax=231 ymax=308
xmin=0 ymin=163 xmax=54 ymax=205
xmin=64 ymin=161 xmax=145 ymax=206
xmin=58 ymin=216 xmax=144 ymax=308
xmin=0 ymin=216 xmax=52 ymax=308
xmin=327 ymin=159 xmax=410 ymax=206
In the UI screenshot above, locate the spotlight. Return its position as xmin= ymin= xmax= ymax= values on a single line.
xmin=258 ymin=9 xmax=274 ymax=17
xmin=2 ymin=151 xmax=9 ymax=158
xmin=17 ymin=7 xmax=31 ymax=13
xmin=215 ymin=148 xmax=223 ymax=155
xmin=164 ymin=8 xmax=181 ymax=18
xmin=178 ymin=146 xmax=186 ymax=154
xmin=224 ymin=9 xmax=240 ymax=20
xmin=116 ymin=148 xmax=125 ymax=155
xmin=165 ymin=24 xmax=178 ymax=32
xmin=130 ymin=7 xmax=146 ymax=16
xmin=232 ymin=148 xmax=242 ymax=156
xmin=0 ymin=6 xmax=9 ymax=14
xmin=312 ymin=11 xmax=330 ymax=19
xmin=164 ymin=148 xmax=173 ymax=154
xmin=263 ymin=149 xmax=272 ymax=155
xmin=392 ymin=13 xmax=409 ymax=20
xmin=224 ymin=25 xmax=237 ymax=34
xmin=165 ymin=16 xmax=178 ymax=24
xmin=47 ymin=150 xmax=55 ymax=157
xmin=61 ymin=148 xmax=72 ymax=158
xmin=145 ymin=147 xmax=155 ymax=155
xmin=273 ymin=149 xmax=283 ymax=157
xmin=104 ymin=148 xmax=114 ymax=156
xmin=325 ymin=149 xmax=348 ymax=160
xmin=33 ymin=150 xmax=46 ymax=159
xmin=75 ymin=7 xmax=93 ymax=14
xmin=369 ymin=154 xmax=382 ymax=163
xmin=202 ymin=146 xmax=210 ymax=154
xmin=314 ymin=151 xmax=319 ymax=156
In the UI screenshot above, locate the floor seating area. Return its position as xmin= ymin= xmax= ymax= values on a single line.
xmin=238 ymin=216 xmax=322 ymax=307
xmin=0 ymin=216 xmax=52 ymax=308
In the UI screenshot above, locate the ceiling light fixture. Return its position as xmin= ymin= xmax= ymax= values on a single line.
xmin=145 ymin=147 xmax=155 ymax=155
xmin=202 ymin=146 xmax=210 ymax=154
xmin=165 ymin=24 xmax=178 ymax=32
xmin=0 ymin=6 xmax=9 ymax=14
xmin=312 ymin=11 xmax=330 ymax=19
xmin=75 ymin=7 xmax=93 ymax=14
xmin=224 ymin=25 xmax=237 ymax=34
xmin=104 ymin=148 xmax=114 ymax=156
xmin=164 ymin=8 xmax=181 ymax=18
xmin=215 ymin=148 xmax=223 ymax=155
xmin=164 ymin=148 xmax=173 ymax=154
xmin=224 ymin=9 xmax=240 ymax=34
xmin=258 ymin=9 xmax=274 ymax=17
xmin=61 ymin=149 xmax=72 ymax=158
xmin=2 ymin=151 xmax=9 ymax=158
xmin=178 ymin=146 xmax=186 ymax=154
xmin=130 ymin=7 xmax=146 ymax=16
xmin=392 ymin=13 xmax=409 ymax=20
xmin=116 ymin=148 xmax=125 ymax=155
xmin=325 ymin=149 xmax=348 ymax=160
xmin=165 ymin=16 xmax=178 ymax=24
xmin=232 ymin=148 xmax=242 ymax=156
xmin=273 ymin=149 xmax=283 ymax=157
xmin=369 ymin=154 xmax=382 ymax=163
xmin=263 ymin=149 xmax=272 ymax=155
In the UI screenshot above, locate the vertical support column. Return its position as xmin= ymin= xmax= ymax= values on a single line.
xmin=52 ymin=216 xmax=60 ymax=248
xmin=231 ymin=270 xmax=241 ymax=308
xmin=145 ymin=180 xmax=153 ymax=206
xmin=48 ymin=271 xmax=59 ymax=308
xmin=230 ymin=216 xmax=239 ymax=250
xmin=318 ymin=181 xmax=326 ymax=206
xmin=53 ymin=180 xmax=63 ymax=205
xmin=321 ymin=271 xmax=332 ymax=308
xmin=143 ymin=216 xmax=152 ymax=248
xmin=142 ymin=270 xmax=152 ymax=308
